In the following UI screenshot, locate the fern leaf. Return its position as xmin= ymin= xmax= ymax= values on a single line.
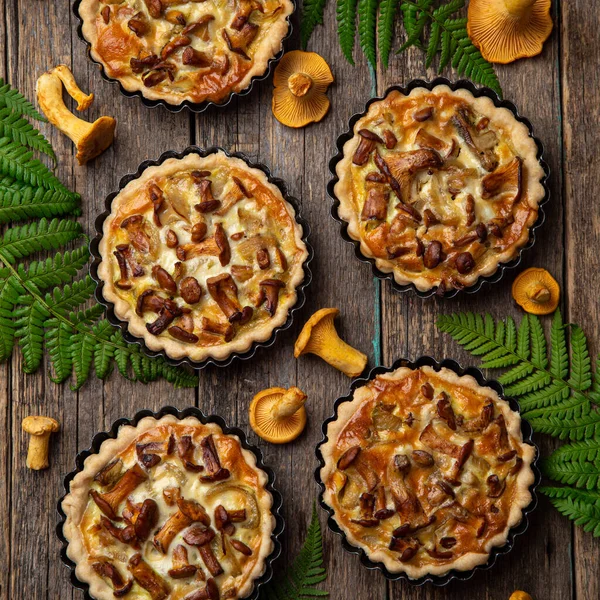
xmin=541 ymin=486 xmax=600 ymax=537
xmin=518 ymin=381 xmax=570 ymax=411
xmin=503 ymin=369 xmax=551 ymax=396
xmin=0 ymin=218 xmax=83 ymax=263
xmin=378 ymin=0 xmax=400 ymax=68
xmin=543 ymin=439 xmax=600 ymax=490
xmin=13 ymin=299 xmax=50 ymax=372
xmin=0 ymin=274 xmax=20 ymax=361
xmin=45 ymin=319 xmax=74 ymax=383
xmin=569 ymin=324 xmax=592 ymax=391
xmin=425 ymin=20 xmax=442 ymax=68
xmin=92 ymin=320 xmax=116 ymax=379
xmin=550 ymin=309 xmax=568 ymax=379
xmin=398 ymin=0 xmax=431 ymax=52
xmin=358 ymin=0 xmax=378 ymax=70
xmin=71 ymin=330 xmax=96 ymax=390
xmin=527 ymin=410 xmax=600 ymax=442
xmin=337 ymin=0 xmax=359 ymax=65
xmin=529 ymin=315 xmax=548 ymax=369
xmin=0 ymin=79 xmax=46 ymax=122
xmin=516 ymin=314 xmax=530 ymax=359
xmin=0 ymin=108 xmax=55 ymax=160
xmin=20 ymin=248 xmax=90 ymax=293
xmin=0 ymin=138 xmax=71 ymax=193
xmin=301 ymin=0 xmax=328 ymax=49
xmin=0 ymin=184 xmax=80 ymax=224
xmin=497 ymin=362 xmax=534 ymax=386
xmin=399 ymin=3 xmax=423 ymax=49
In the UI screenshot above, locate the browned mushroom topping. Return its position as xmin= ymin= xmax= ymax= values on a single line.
xmin=509 ymin=456 xmax=524 ymax=476
xmin=419 ymin=422 xmax=461 ymax=459
xmin=440 ymin=536 xmax=457 ymax=549
xmin=488 ymin=221 xmax=504 ymax=238
xmin=462 ymin=402 xmax=494 ymax=432
xmin=128 ymin=554 xmax=170 ymax=600
xmin=361 ymin=187 xmax=389 ymax=221
xmin=143 ymin=0 xmax=163 ymax=17
xmin=423 ymin=240 xmax=443 ymax=269
xmin=487 ymin=474 xmax=505 ymax=498
xmin=231 ymin=0 xmax=263 ymax=29
xmin=168 ymin=326 xmax=199 ymax=343
xmin=389 ymin=536 xmax=420 ymax=562
xmin=373 ymin=486 xmax=394 ymax=520
xmin=177 ymin=435 xmax=204 ymax=472
xmin=214 ymin=223 xmax=231 ymax=266
xmin=195 ymin=191 xmax=221 ymax=215
xmin=373 ymin=150 xmax=402 ymax=198
xmin=136 ymin=441 xmax=163 ymax=469
xmin=232 ymin=176 xmax=251 ymax=197
xmin=168 ymin=545 xmax=197 ymax=579
xmin=421 ymin=383 xmax=434 ymax=399
xmin=337 ymin=445 xmax=360 ymax=470
xmin=396 ymin=202 xmax=422 ymax=222
xmin=274 ymin=247 xmax=287 ymax=271
xmin=222 ymin=24 xmax=258 ymax=60
xmin=352 ymin=136 xmax=377 ymax=166
xmin=183 ymin=524 xmax=216 ymax=547
xmin=146 ymin=299 xmax=182 ymax=336
xmin=452 ymin=109 xmax=498 ymax=172
xmin=161 ymin=34 xmax=191 ymax=60
xmin=365 ymin=172 xmax=387 ymax=183
xmin=135 ymin=289 xmax=164 ymax=317
xmin=184 ymin=579 xmax=219 ymax=600
xmin=422 ymin=208 xmax=439 ymax=228
xmin=426 ymin=547 xmax=453 ymax=560
xmin=130 ymin=54 xmax=161 ymax=73
xmin=134 ymin=499 xmax=159 ymax=541
xmin=101 ymin=5 xmax=111 ymax=23
xmin=259 ymin=278 xmax=285 ymax=316
xmin=92 ymin=560 xmax=133 ymax=597
xmin=412 ymin=450 xmax=434 ymax=467
xmin=128 ymin=15 xmax=149 ymax=37
xmin=207 ymin=273 xmax=241 ymax=321
xmin=257 ymin=248 xmax=270 ymax=269
xmin=94 ymin=459 xmax=123 ymax=487
xmin=214 ymin=504 xmax=235 ymax=535
xmin=230 ymin=539 xmax=252 ymax=556
xmin=413 ymin=107 xmax=433 ymax=121
xmin=163 ymin=487 xmax=181 ymax=506
xmin=384 ymin=149 xmax=443 ymax=202
xmin=153 ymin=510 xmax=193 ymax=554
xmin=358 ymin=129 xmax=384 ymax=143
xmin=148 ymin=184 xmax=165 ymax=227
xmin=489 ymin=414 xmax=510 ymax=452
xmin=182 ymin=47 xmax=213 ymax=67
xmin=199 ymin=545 xmax=224 ymax=577
xmin=200 ymin=434 xmax=230 ymax=482
xmin=191 ymin=222 xmax=208 ymax=243
xmin=100 ymin=516 xmax=137 ymax=546
xmin=202 ymin=316 xmax=234 ymax=341
xmin=178 ymin=496 xmax=211 ymax=526
xmin=476 ymin=222 xmax=488 ymax=242
xmin=359 ymin=491 xmax=375 ymax=518
xmin=455 ymin=251 xmax=476 ymax=274
xmin=166 ymin=229 xmax=179 ymax=248
xmin=152 ymin=265 xmax=177 ymax=295
xmin=394 ymin=453 xmax=411 ymax=474
xmin=498 ymin=449 xmax=517 ymax=462
xmin=350 ymin=518 xmax=380 ymax=527
xmin=415 ymin=128 xmax=446 ymax=152
xmin=176 ymin=246 xmax=187 ymax=260
xmin=165 ymin=9 xmax=186 ymax=24
xmin=90 ymin=464 xmax=148 ymax=520
xmin=436 ymin=393 xmax=457 ymax=430
xmin=231 ymin=265 xmax=254 ymax=282
xmin=464 ymin=193 xmax=476 ymax=226
xmin=120 ymin=216 xmax=152 ymax=254
xmin=179 ymin=276 xmax=203 ymax=304
xmin=113 ymin=248 xmax=131 ymax=289
xmin=481 ymin=156 xmax=522 ymax=202
xmin=382 ymin=129 xmax=397 ymax=149
xmin=454 ymin=232 xmax=479 ymax=247
xmin=183 ymin=15 xmax=215 ymax=37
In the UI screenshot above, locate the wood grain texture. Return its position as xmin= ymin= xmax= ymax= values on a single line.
xmin=0 ymin=0 xmax=594 ymax=598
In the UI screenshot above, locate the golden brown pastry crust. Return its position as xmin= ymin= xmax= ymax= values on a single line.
xmin=320 ymin=365 xmax=535 ymax=578
xmin=334 ymin=85 xmax=546 ymax=293
xmin=78 ymin=0 xmax=293 ymax=105
xmin=62 ymin=415 xmax=275 ymax=600
xmin=98 ymin=151 xmax=308 ymax=362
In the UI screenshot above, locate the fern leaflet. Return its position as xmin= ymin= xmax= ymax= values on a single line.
xmin=378 ymin=0 xmax=400 ymax=68
xmin=301 ymin=0 xmax=328 ymax=49
xmin=0 ymin=79 xmax=46 ymax=122
xmin=337 ymin=0 xmax=359 ymax=65
xmin=358 ymin=0 xmax=378 ymax=71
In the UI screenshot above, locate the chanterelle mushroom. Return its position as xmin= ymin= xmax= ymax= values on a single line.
xmin=22 ymin=415 xmax=60 ymax=470
xmin=512 ymin=267 xmax=559 ymax=314
xmin=294 ymin=308 xmax=368 ymax=378
xmin=272 ymin=50 xmax=334 ymax=128
xmin=249 ymin=386 xmax=308 ymax=444
xmin=468 ymin=0 xmax=553 ymax=64
xmin=509 ymin=593 xmax=533 ymax=600
xmin=36 ymin=65 xmax=116 ymax=165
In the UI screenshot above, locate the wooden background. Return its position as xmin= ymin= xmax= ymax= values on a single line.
xmin=0 ymin=0 xmax=597 ymax=598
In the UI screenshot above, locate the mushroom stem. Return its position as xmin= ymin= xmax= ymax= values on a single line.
xmin=504 ymin=0 xmax=537 ymax=17
xmin=527 ymin=283 xmax=551 ymax=303
xmin=288 ymin=72 xmax=313 ymax=97
xmin=310 ymin=329 xmax=367 ymax=377
xmin=26 ymin=431 xmax=52 ymax=470
xmin=51 ymin=64 xmax=94 ymax=110
xmin=270 ymin=387 xmax=307 ymax=419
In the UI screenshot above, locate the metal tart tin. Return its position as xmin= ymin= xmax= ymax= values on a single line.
xmin=328 ymin=77 xmax=551 ymax=299
xmin=73 ymin=0 xmax=295 ymax=113
xmin=314 ymin=355 xmax=541 ymax=586
xmin=89 ymin=145 xmax=313 ymax=370
xmin=57 ymin=405 xmax=285 ymax=600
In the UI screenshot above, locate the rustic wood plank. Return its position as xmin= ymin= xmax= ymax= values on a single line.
xmin=561 ymin=2 xmax=600 ymax=600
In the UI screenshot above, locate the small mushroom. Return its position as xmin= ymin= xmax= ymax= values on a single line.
xmin=272 ymin=50 xmax=334 ymax=128
xmin=90 ymin=464 xmax=148 ymax=520
xmin=168 ymin=545 xmax=197 ymax=579
xmin=21 ymin=416 xmax=60 ymax=470
xmin=467 ymin=0 xmax=553 ymax=64
xmin=249 ymin=386 xmax=308 ymax=444
xmin=294 ymin=308 xmax=367 ymax=378
xmin=91 ymin=560 xmax=133 ymax=597
xmin=207 ymin=273 xmax=242 ymax=321
xmin=36 ymin=65 xmax=116 ymax=165
xmin=184 ymin=579 xmax=219 ymax=600
xmin=509 ymin=591 xmax=534 ymax=600
xmin=511 ymin=268 xmax=559 ymax=314
xmin=128 ymin=554 xmax=170 ymax=600
xmin=482 ymin=157 xmax=522 ymax=203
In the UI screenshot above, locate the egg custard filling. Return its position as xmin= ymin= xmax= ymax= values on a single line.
xmin=78 ymin=0 xmax=293 ymax=105
xmin=98 ymin=151 xmax=308 ymax=363
xmin=62 ymin=415 xmax=276 ymax=600
xmin=320 ymin=365 xmax=536 ymax=578
xmin=334 ymin=85 xmax=546 ymax=293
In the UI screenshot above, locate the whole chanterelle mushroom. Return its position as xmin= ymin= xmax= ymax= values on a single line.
xmin=22 ymin=415 xmax=60 ymax=470
xmin=512 ymin=267 xmax=559 ymax=315
xmin=509 ymin=592 xmax=533 ymax=600
xmin=36 ymin=65 xmax=116 ymax=165
xmin=294 ymin=308 xmax=368 ymax=378
xmin=249 ymin=386 xmax=308 ymax=444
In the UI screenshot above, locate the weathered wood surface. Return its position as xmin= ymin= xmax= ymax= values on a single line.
xmin=0 ymin=0 xmax=593 ymax=598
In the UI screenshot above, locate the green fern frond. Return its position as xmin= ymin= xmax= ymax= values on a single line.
xmin=540 ymin=486 xmax=600 ymax=537
xmin=542 ymin=439 xmax=600 ymax=490
xmin=569 ymin=324 xmax=592 ymax=391
xmin=337 ymin=0 xmax=359 ymax=64
xmin=260 ymin=504 xmax=328 ymax=599
xmin=45 ymin=319 xmax=74 ymax=383
xmin=0 ymin=183 xmax=80 ymax=224
xmin=301 ymin=0 xmax=328 ymax=48
xmin=19 ymin=248 xmax=90 ymax=292
xmin=0 ymin=79 xmax=46 ymax=122
xmin=378 ymin=0 xmax=400 ymax=68
xmin=0 ymin=108 xmax=55 ymax=161
xmin=550 ymin=310 xmax=568 ymax=379
xmin=358 ymin=0 xmax=378 ymax=70
xmin=398 ymin=0 xmax=432 ymax=52
xmin=14 ymin=299 xmax=50 ymax=373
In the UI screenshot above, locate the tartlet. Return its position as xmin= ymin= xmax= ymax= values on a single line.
xmin=97 ymin=150 xmax=308 ymax=364
xmin=77 ymin=0 xmax=294 ymax=107
xmin=333 ymin=84 xmax=546 ymax=294
xmin=318 ymin=364 xmax=536 ymax=579
xmin=61 ymin=414 xmax=277 ymax=600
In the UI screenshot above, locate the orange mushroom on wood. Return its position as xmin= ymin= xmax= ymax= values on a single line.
xmin=509 ymin=593 xmax=533 ymax=600
xmin=512 ymin=268 xmax=559 ymax=315
xmin=467 ymin=0 xmax=553 ymax=64
xmin=272 ymin=50 xmax=334 ymax=128
xmin=249 ymin=386 xmax=307 ymax=444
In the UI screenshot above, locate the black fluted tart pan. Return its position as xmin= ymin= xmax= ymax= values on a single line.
xmin=57 ymin=405 xmax=285 ymax=600
xmin=328 ymin=77 xmax=551 ymax=299
xmin=89 ymin=145 xmax=313 ymax=370
xmin=314 ymin=355 xmax=540 ymax=586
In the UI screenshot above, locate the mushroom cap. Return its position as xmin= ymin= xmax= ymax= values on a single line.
xmin=76 ymin=116 xmax=117 ymax=165
xmin=22 ymin=415 xmax=60 ymax=435
xmin=512 ymin=267 xmax=559 ymax=315
xmin=467 ymin=0 xmax=553 ymax=64
xmin=272 ymin=50 xmax=334 ymax=128
xmin=509 ymin=593 xmax=533 ymax=600
xmin=249 ymin=387 xmax=307 ymax=444
xmin=294 ymin=307 xmax=340 ymax=357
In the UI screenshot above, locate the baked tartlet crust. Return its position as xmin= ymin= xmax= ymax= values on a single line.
xmin=334 ymin=85 xmax=546 ymax=293
xmin=78 ymin=0 xmax=293 ymax=106
xmin=98 ymin=150 xmax=308 ymax=363
xmin=62 ymin=414 xmax=275 ymax=600
xmin=320 ymin=365 xmax=536 ymax=578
